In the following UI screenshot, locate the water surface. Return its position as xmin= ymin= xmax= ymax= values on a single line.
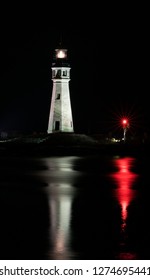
xmin=0 ymin=153 xmax=149 ymax=259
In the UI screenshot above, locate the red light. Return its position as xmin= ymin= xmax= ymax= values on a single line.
xmin=122 ymin=119 xmax=127 ymax=125
xmin=122 ymin=118 xmax=129 ymax=129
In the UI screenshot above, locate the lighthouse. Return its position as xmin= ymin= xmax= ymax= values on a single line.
xmin=47 ymin=48 xmax=74 ymax=133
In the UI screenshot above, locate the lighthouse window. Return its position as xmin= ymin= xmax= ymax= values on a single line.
xmin=56 ymin=94 xmax=60 ymax=99
xmin=56 ymin=70 xmax=61 ymax=78
xmin=63 ymin=70 xmax=67 ymax=76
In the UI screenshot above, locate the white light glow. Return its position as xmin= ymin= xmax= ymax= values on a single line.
xmin=57 ymin=50 xmax=66 ymax=58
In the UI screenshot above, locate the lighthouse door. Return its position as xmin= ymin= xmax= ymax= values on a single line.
xmin=55 ymin=121 xmax=60 ymax=131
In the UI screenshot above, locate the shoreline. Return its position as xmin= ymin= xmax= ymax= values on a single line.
xmin=0 ymin=141 xmax=148 ymax=158
xmin=0 ymin=132 xmax=149 ymax=158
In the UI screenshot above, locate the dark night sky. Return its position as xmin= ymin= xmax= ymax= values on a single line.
xmin=0 ymin=4 xmax=149 ymax=136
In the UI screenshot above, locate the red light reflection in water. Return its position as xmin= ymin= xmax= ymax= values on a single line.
xmin=111 ymin=157 xmax=138 ymax=259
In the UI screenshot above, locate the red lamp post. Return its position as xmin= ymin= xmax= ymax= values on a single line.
xmin=122 ymin=118 xmax=129 ymax=142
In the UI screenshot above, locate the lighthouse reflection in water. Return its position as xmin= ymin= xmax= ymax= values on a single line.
xmin=42 ymin=157 xmax=77 ymax=259
xmin=111 ymin=157 xmax=138 ymax=259
xmin=48 ymin=182 xmax=74 ymax=259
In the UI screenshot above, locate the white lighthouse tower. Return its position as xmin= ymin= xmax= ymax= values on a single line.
xmin=47 ymin=48 xmax=74 ymax=133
